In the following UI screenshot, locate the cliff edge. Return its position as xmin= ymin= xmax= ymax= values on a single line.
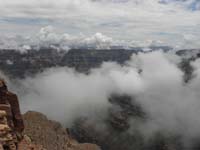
xmin=22 ymin=111 xmax=101 ymax=150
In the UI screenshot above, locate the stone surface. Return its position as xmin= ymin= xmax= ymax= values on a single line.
xmin=23 ymin=111 xmax=101 ymax=150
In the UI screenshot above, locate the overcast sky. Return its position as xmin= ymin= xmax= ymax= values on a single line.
xmin=0 ymin=0 xmax=200 ymax=49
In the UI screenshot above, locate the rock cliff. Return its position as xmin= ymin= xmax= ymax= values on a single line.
xmin=23 ymin=111 xmax=101 ymax=150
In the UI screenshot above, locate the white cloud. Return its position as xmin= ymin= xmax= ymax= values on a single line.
xmin=0 ymin=0 xmax=199 ymax=48
xmin=5 ymin=51 xmax=200 ymax=144
xmin=0 ymin=26 xmax=116 ymax=50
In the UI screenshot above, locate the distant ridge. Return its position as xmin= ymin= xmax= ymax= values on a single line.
xmin=0 ymin=48 xmax=199 ymax=78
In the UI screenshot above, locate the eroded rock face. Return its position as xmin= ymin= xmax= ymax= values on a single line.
xmin=23 ymin=111 xmax=68 ymax=150
xmin=23 ymin=111 xmax=101 ymax=150
xmin=18 ymin=136 xmax=46 ymax=150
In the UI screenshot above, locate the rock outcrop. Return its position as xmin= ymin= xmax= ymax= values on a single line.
xmin=23 ymin=111 xmax=101 ymax=150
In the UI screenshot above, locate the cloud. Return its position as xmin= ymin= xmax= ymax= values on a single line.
xmin=0 ymin=26 xmax=116 ymax=50
xmin=160 ymin=0 xmax=200 ymax=10
xmin=0 ymin=25 xmax=199 ymax=51
xmin=1 ymin=25 xmax=170 ymax=50
xmin=4 ymin=50 xmax=200 ymax=145
xmin=0 ymin=0 xmax=199 ymax=49
xmin=11 ymin=59 xmax=143 ymax=125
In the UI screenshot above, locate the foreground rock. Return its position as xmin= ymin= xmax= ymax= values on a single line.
xmin=23 ymin=111 xmax=101 ymax=150
xmin=18 ymin=136 xmax=46 ymax=150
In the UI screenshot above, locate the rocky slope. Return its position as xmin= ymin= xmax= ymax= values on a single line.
xmin=23 ymin=111 xmax=101 ymax=150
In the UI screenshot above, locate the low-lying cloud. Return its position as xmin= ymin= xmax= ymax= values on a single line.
xmin=4 ymin=51 xmax=200 ymax=144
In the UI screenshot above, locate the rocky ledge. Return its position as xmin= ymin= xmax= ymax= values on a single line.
xmin=22 ymin=111 xmax=101 ymax=150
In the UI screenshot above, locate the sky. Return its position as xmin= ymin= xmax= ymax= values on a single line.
xmin=0 ymin=0 xmax=200 ymax=49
